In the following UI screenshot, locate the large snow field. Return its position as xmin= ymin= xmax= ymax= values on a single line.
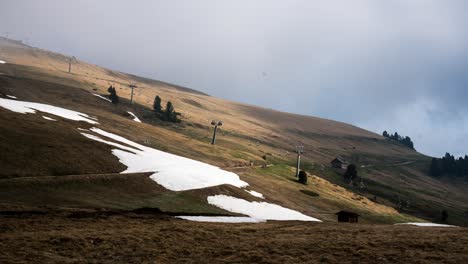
xmin=395 ymin=222 xmax=457 ymax=227
xmin=127 ymin=111 xmax=142 ymax=123
xmin=81 ymin=127 xmax=249 ymax=191
xmin=208 ymin=195 xmax=321 ymax=222
xmin=176 ymin=216 xmax=265 ymax=223
xmin=0 ymin=98 xmax=98 ymax=124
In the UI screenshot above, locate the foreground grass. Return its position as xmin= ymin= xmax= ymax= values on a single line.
xmin=1 ymin=213 xmax=467 ymax=264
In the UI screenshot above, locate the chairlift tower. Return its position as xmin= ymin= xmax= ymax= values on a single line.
xmin=210 ymin=120 xmax=223 ymax=145
xmin=129 ymin=83 xmax=137 ymax=104
xmin=68 ymin=56 xmax=76 ymax=73
xmin=295 ymin=145 xmax=304 ymax=177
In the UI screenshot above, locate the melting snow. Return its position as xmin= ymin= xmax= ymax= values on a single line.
xmin=92 ymin=93 xmax=112 ymax=102
xmin=396 ymin=222 xmax=457 ymax=227
xmin=6 ymin=95 xmax=17 ymax=99
xmin=245 ymin=190 xmax=264 ymax=199
xmin=42 ymin=116 xmax=57 ymax=121
xmin=176 ymin=216 xmax=265 ymax=223
xmin=81 ymin=127 xmax=249 ymax=191
xmin=127 ymin=111 xmax=142 ymax=123
xmin=208 ymin=195 xmax=321 ymax=222
xmin=0 ymin=98 xmax=99 ymax=124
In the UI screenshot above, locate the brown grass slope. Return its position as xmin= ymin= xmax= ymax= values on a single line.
xmin=1 ymin=37 xmax=467 ymax=225
xmin=1 ymin=214 xmax=468 ymax=264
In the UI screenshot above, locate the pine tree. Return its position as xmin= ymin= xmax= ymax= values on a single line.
xmin=464 ymin=155 xmax=468 ymax=177
xmin=153 ymin=95 xmax=162 ymax=113
xmin=430 ymin=158 xmax=441 ymax=177
xmin=164 ymin=101 xmax=180 ymax=123
xmin=383 ymin=131 xmax=389 ymax=137
xmin=165 ymin=101 xmax=174 ymax=120
xmin=107 ymin=86 xmax=119 ymax=104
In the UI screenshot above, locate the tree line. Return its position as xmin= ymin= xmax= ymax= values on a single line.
xmin=382 ymin=131 xmax=414 ymax=149
xmin=430 ymin=153 xmax=468 ymax=178
xmin=153 ymin=95 xmax=181 ymax=123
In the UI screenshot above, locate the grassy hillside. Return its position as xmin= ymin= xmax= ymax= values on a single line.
xmin=1 ymin=37 xmax=467 ymax=225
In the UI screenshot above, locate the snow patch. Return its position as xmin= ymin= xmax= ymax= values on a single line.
xmin=6 ymin=95 xmax=17 ymax=99
xmin=127 ymin=111 xmax=141 ymax=123
xmin=245 ymin=190 xmax=264 ymax=199
xmin=395 ymin=222 xmax=457 ymax=227
xmin=42 ymin=116 xmax=57 ymax=121
xmin=207 ymin=195 xmax=321 ymax=222
xmin=81 ymin=132 xmax=140 ymax=154
xmin=0 ymin=98 xmax=98 ymax=124
xmin=81 ymin=127 xmax=249 ymax=191
xmin=176 ymin=216 xmax=265 ymax=223
xmin=0 ymin=60 xmax=5 ymax=64
xmin=92 ymin=93 xmax=112 ymax=102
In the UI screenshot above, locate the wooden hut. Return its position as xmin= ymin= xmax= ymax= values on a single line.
xmin=336 ymin=211 xmax=359 ymax=223
xmin=331 ymin=157 xmax=348 ymax=169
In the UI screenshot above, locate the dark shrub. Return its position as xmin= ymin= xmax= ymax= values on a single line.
xmin=344 ymin=164 xmax=358 ymax=181
xmin=298 ymin=170 xmax=308 ymax=184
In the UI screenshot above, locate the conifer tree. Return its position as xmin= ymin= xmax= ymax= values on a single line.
xmin=164 ymin=101 xmax=180 ymax=123
xmin=153 ymin=95 xmax=162 ymax=113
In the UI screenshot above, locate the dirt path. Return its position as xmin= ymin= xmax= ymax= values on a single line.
xmin=360 ymin=160 xmax=417 ymax=168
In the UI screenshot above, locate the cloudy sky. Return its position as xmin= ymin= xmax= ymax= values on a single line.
xmin=1 ymin=0 xmax=467 ymax=157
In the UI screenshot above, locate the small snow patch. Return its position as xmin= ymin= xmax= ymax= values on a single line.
xmin=92 ymin=93 xmax=112 ymax=102
xmin=245 ymin=190 xmax=264 ymax=199
xmin=0 ymin=60 xmax=5 ymax=64
xmin=0 ymin=98 xmax=98 ymax=124
xmin=42 ymin=116 xmax=57 ymax=121
xmin=176 ymin=216 xmax=265 ymax=223
xmin=127 ymin=111 xmax=141 ymax=123
xmin=6 ymin=95 xmax=17 ymax=99
xmin=395 ymin=222 xmax=457 ymax=228
xmin=208 ymin=195 xmax=321 ymax=222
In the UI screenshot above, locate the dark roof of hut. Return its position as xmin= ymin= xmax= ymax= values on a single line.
xmin=335 ymin=211 xmax=360 ymax=216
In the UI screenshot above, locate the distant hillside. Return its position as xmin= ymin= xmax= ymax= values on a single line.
xmin=1 ymin=37 xmax=467 ymax=226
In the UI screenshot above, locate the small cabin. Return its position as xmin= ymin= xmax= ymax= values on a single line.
xmin=331 ymin=157 xmax=348 ymax=169
xmin=336 ymin=211 xmax=359 ymax=223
